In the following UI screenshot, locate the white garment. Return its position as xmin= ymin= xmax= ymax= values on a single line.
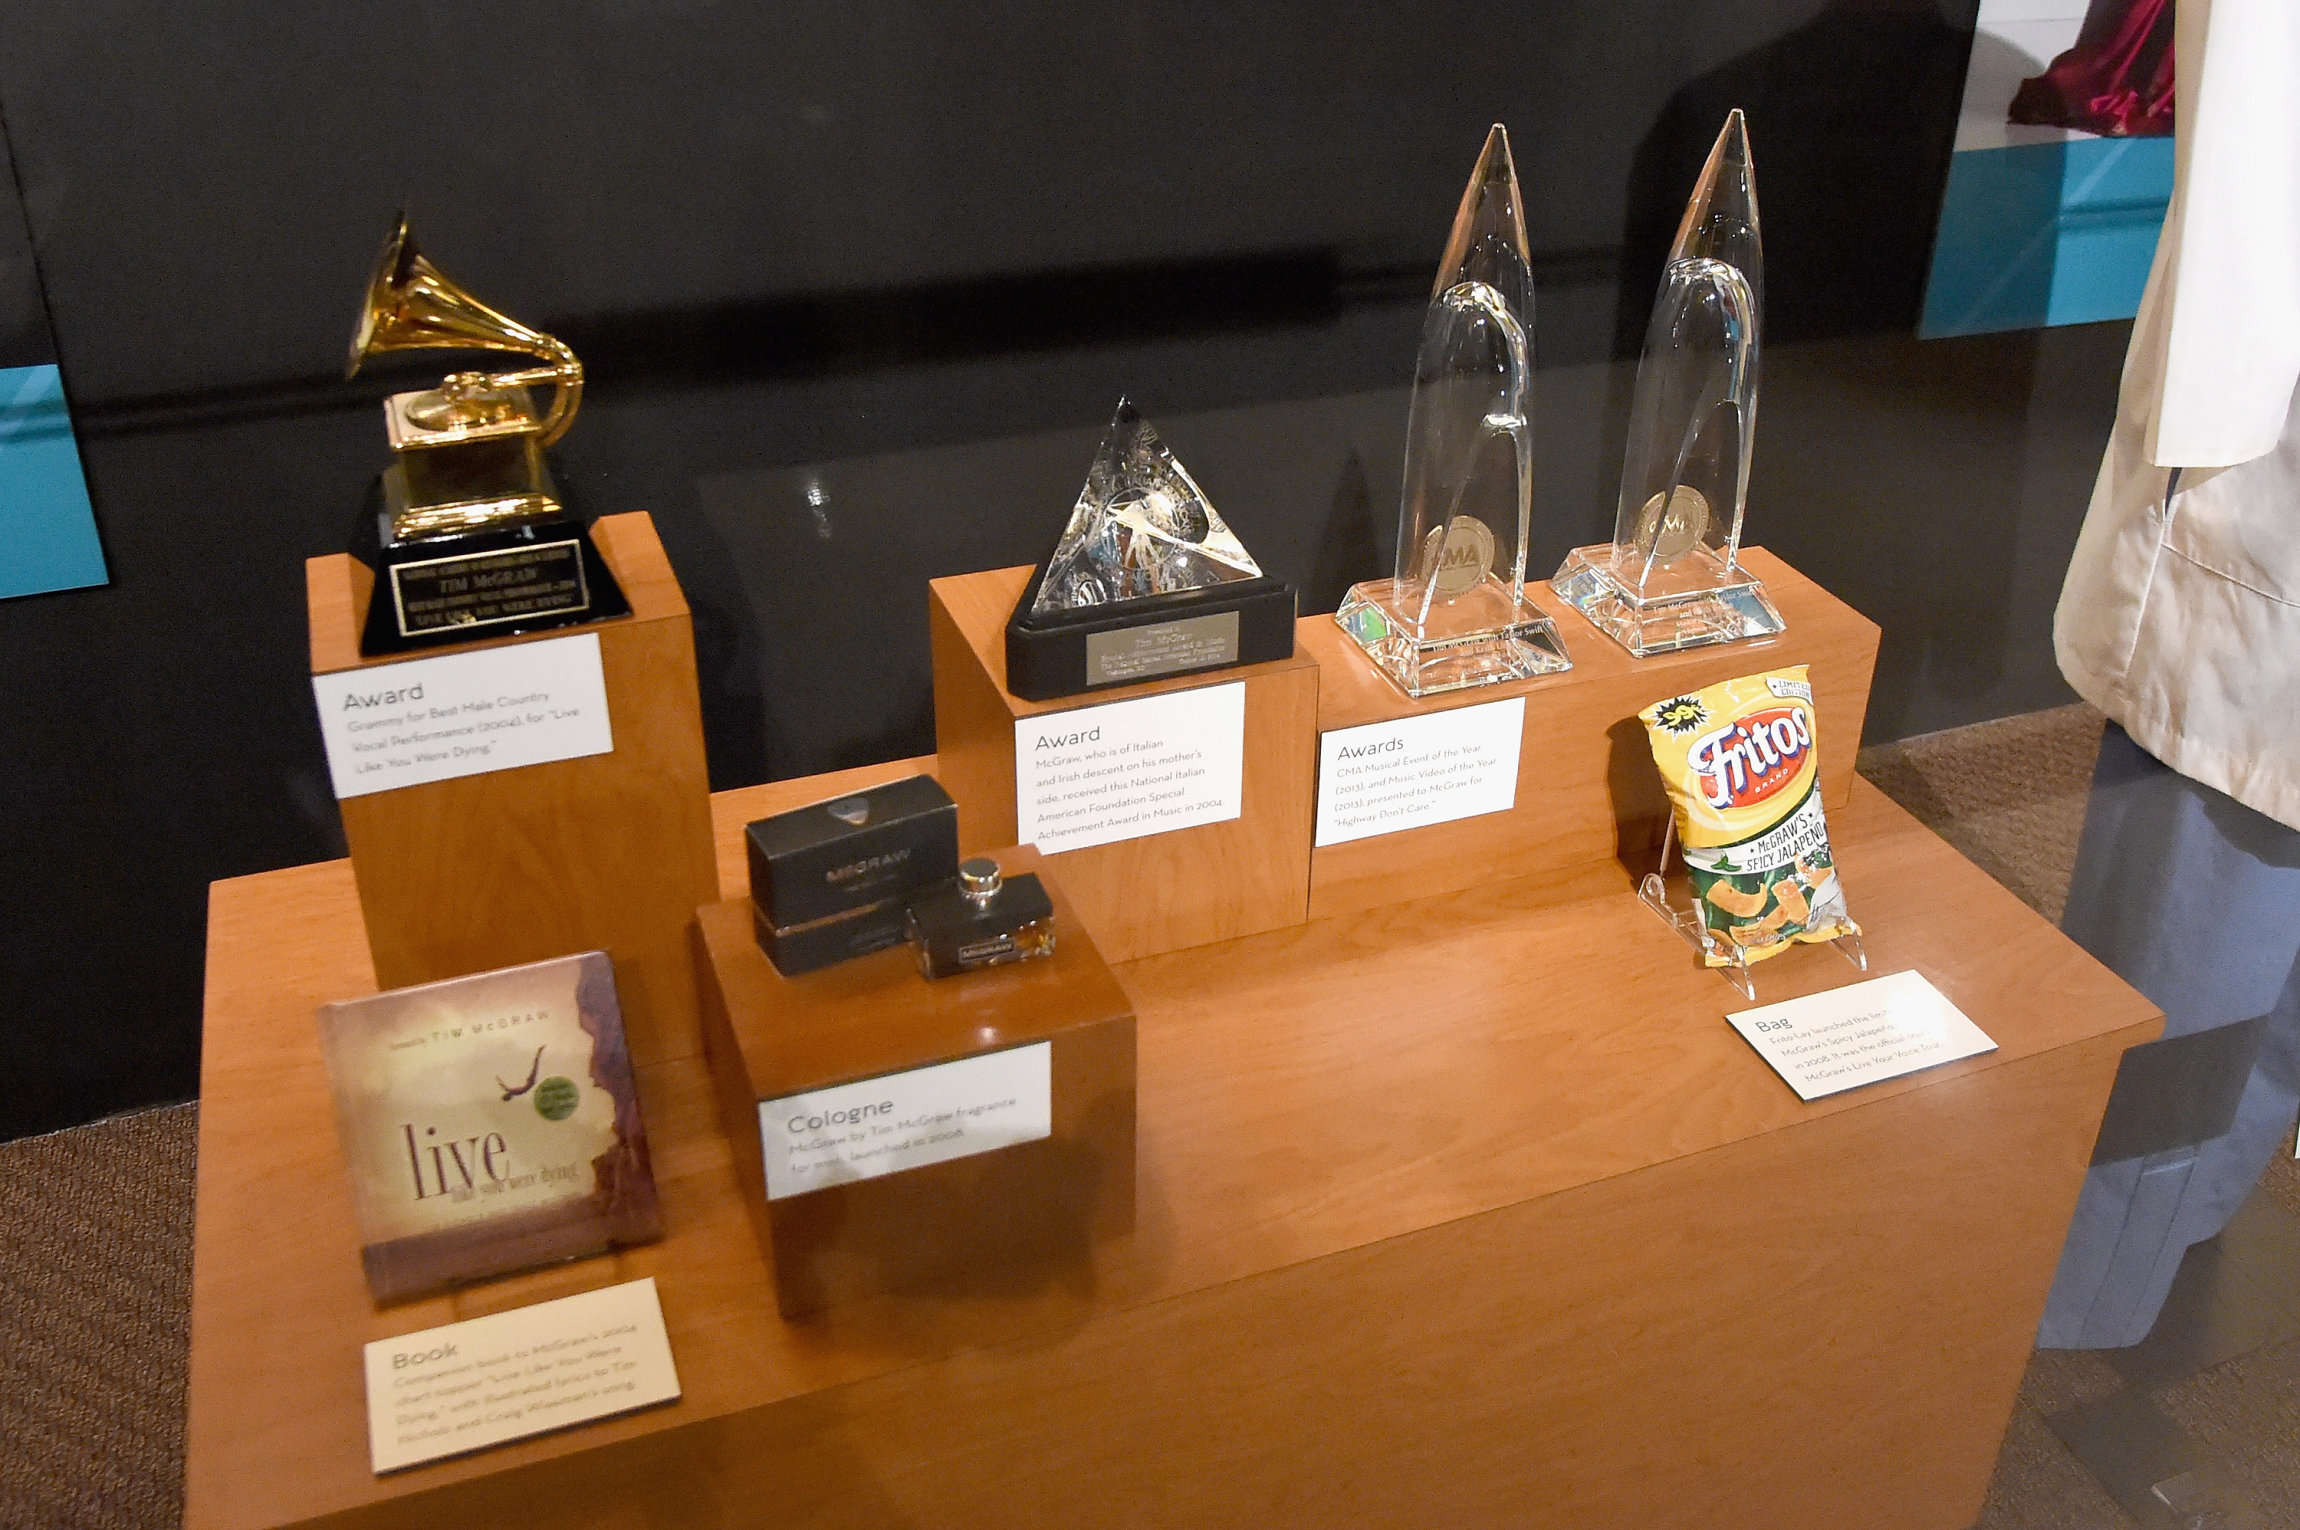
xmin=2054 ymin=0 xmax=2300 ymax=831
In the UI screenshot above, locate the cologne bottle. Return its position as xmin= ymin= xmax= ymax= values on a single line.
xmin=905 ymin=858 xmax=1057 ymax=980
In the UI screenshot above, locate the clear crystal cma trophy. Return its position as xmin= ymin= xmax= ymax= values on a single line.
xmin=1553 ymin=110 xmax=1782 ymax=656
xmin=1335 ymin=125 xmax=1570 ymax=697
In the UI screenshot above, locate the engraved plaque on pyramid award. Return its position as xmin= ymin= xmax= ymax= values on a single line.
xmin=344 ymin=218 xmax=629 ymax=656
xmin=1335 ymin=125 xmax=1569 ymax=698
xmin=1004 ymin=399 xmax=1295 ymax=701
xmin=1553 ymin=111 xmax=1784 ymax=656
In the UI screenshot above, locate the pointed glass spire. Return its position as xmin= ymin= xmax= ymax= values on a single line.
xmin=1670 ymin=108 xmax=1761 ymax=313
xmin=1431 ymin=123 xmax=1536 ymax=325
xmin=1031 ymin=399 xmax=1260 ymax=616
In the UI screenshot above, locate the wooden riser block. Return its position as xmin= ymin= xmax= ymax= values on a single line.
xmin=929 ymin=566 xmax=1318 ymax=963
xmin=694 ymin=846 xmax=1136 ymax=1318
xmin=186 ymin=779 xmax=2161 ymax=1530
xmin=307 ymin=512 xmax=718 ymax=1064
xmin=1302 ymin=547 xmax=1881 ymax=921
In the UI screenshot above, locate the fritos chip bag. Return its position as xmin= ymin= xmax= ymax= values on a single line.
xmin=1640 ymin=666 xmax=1857 ymax=966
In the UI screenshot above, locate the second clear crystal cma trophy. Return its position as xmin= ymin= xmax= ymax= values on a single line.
xmin=1336 ymin=126 xmax=1569 ymax=697
xmin=1553 ymin=110 xmax=1782 ymax=656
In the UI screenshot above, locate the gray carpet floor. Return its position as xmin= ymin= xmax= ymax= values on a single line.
xmin=2 ymin=702 xmax=2293 ymax=1528
xmin=0 ymin=1106 xmax=194 ymax=1529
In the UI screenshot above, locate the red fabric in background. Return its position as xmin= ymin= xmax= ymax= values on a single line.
xmin=2009 ymin=0 xmax=2175 ymax=137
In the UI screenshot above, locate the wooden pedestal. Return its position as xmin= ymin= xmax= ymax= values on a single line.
xmin=929 ymin=566 xmax=1318 ymax=962
xmin=306 ymin=512 xmax=718 ymax=1063
xmin=694 ymin=847 xmax=1136 ymax=1317
xmin=186 ymin=767 xmax=2159 ymax=1530
xmin=1301 ymin=547 xmax=1881 ymax=921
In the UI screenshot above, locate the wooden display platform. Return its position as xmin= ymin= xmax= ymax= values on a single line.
xmin=1302 ymin=546 xmax=1880 ymax=921
xmin=307 ymin=513 xmax=718 ymax=1063
xmin=694 ymin=845 xmax=1137 ymax=1317
xmin=929 ymin=565 xmax=1318 ymax=962
xmin=188 ymin=756 xmax=2157 ymax=1530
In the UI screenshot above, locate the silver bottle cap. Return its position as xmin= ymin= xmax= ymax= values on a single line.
xmin=958 ymin=858 xmax=1002 ymax=903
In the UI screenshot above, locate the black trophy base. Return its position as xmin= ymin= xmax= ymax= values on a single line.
xmin=1003 ymin=564 xmax=1296 ymax=701
xmin=350 ymin=482 xmax=632 ymax=658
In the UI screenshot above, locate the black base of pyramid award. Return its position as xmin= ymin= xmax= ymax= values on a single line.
xmin=1004 ymin=400 xmax=1295 ymax=702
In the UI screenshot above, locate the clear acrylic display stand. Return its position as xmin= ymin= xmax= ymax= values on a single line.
xmin=1637 ymin=815 xmax=1867 ymax=1000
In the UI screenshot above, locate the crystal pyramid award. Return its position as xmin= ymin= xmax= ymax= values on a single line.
xmin=1334 ymin=125 xmax=1570 ymax=698
xmin=1552 ymin=110 xmax=1784 ymax=656
xmin=1004 ymin=399 xmax=1295 ymax=700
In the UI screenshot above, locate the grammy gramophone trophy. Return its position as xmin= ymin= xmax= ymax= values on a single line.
xmin=344 ymin=218 xmax=629 ymax=656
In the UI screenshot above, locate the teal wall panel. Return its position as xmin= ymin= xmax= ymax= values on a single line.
xmin=1921 ymin=137 xmax=2171 ymax=338
xmin=0 ymin=363 xmax=104 ymax=598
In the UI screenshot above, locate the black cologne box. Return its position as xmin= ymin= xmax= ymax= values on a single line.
xmin=746 ymin=776 xmax=959 ymax=971
xmin=752 ymin=899 xmax=912 ymax=977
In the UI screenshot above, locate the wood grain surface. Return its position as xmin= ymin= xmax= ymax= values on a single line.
xmin=929 ymin=566 xmax=1317 ymax=961
xmin=308 ymin=513 xmax=719 ymax=1063
xmin=187 ymin=771 xmax=2156 ymax=1530
xmin=1303 ymin=547 xmax=1881 ymax=919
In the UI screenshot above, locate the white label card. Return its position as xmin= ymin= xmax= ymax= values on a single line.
xmin=1014 ymin=682 xmax=1245 ymax=854
xmin=760 ymin=1041 xmax=1052 ymax=1200
xmin=1314 ymin=697 xmax=1524 ymax=847
xmin=362 ymin=1277 xmax=679 ymax=1474
xmin=1727 ymin=970 xmax=1998 ymax=1102
xmin=314 ymin=633 xmax=614 ymax=800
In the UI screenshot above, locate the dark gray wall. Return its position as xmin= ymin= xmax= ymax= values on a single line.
xmin=2 ymin=0 xmax=2119 ymax=1140
xmin=6 ymin=0 xmax=1963 ymax=398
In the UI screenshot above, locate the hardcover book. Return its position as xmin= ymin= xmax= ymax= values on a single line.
xmin=317 ymin=950 xmax=662 ymax=1303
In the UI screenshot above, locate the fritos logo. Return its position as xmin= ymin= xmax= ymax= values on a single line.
xmin=1686 ymin=705 xmax=1812 ymax=810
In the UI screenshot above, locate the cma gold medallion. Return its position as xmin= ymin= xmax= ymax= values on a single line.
xmin=1421 ymin=514 xmax=1496 ymax=600
xmin=348 ymin=217 xmax=584 ymax=543
xmin=1634 ymin=484 xmax=1710 ymax=564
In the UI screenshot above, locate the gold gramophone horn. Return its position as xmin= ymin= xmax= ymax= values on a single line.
xmin=347 ymin=217 xmax=583 ymax=446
